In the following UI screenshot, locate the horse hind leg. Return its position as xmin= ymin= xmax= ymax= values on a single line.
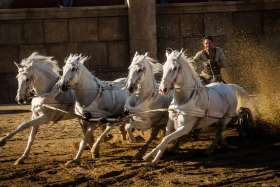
xmin=79 ymin=120 xmax=94 ymax=148
xmin=206 ymin=122 xmax=223 ymax=155
xmin=119 ymin=123 xmax=127 ymax=141
xmin=220 ymin=118 xmax=238 ymax=149
xmin=207 ymin=119 xmax=237 ymax=155
xmin=0 ymin=115 xmax=48 ymax=147
xmin=90 ymin=124 xmax=113 ymax=159
xmin=125 ymin=123 xmax=137 ymax=143
xmin=65 ymin=126 xmax=94 ymax=166
xmin=135 ymin=127 xmax=160 ymax=159
xmin=144 ymin=117 xmax=197 ymax=165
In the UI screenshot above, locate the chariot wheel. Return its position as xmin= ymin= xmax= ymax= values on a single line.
xmin=236 ymin=107 xmax=255 ymax=144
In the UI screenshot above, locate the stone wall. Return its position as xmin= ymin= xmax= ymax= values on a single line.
xmin=156 ymin=1 xmax=280 ymax=94
xmin=156 ymin=1 xmax=280 ymax=61
xmin=0 ymin=5 xmax=128 ymax=103
xmin=0 ymin=1 xmax=280 ymax=103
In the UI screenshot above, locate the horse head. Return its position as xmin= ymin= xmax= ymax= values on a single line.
xmin=159 ymin=49 xmax=184 ymax=95
xmin=15 ymin=62 xmax=34 ymax=104
xmin=126 ymin=51 xmax=149 ymax=94
xmin=15 ymin=52 xmax=60 ymax=103
xmin=58 ymin=54 xmax=89 ymax=92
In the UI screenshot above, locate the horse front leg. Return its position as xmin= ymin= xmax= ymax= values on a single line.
xmin=135 ymin=127 xmax=160 ymax=159
xmin=143 ymin=117 xmax=198 ymax=165
xmin=0 ymin=115 xmax=48 ymax=147
xmin=90 ymin=124 xmax=112 ymax=159
xmin=125 ymin=123 xmax=136 ymax=143
xmin=14 ymin=126 xmax=39 ymax=165
xmin=65 ymin=125 xmax=94 ymax=166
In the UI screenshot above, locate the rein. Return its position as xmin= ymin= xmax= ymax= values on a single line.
xmin=42 ymin=104 xmax=129 ymax=123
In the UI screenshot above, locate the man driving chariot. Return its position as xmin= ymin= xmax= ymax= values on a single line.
xmin=192 ymin=36 xmax=227 ymax=85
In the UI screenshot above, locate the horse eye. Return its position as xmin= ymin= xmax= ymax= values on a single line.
xmin=137 ymin=68 xmax=142 ymax=73
xmin=173 ymin=67 xmax=177 ymax=71
xmin=71 ymin=67 xmax=76 ymax=72
xmin=26 ymin=78 xmax=30 ymax=82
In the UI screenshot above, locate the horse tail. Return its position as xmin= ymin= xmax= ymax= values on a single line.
xmin=230 ymin=84 xmax=259 ymax=121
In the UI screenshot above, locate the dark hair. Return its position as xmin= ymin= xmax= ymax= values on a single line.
xmin=203 ymin=36 xmax=214 ymax=42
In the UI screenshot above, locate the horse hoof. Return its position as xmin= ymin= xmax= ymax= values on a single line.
xmin=205 ymin=149 xmax=214 ymax=156
xmin=222 ymin=142 xmax=238 ymax=150
xmin=143 ymin=154 xmax=152 ymax=161
xmin=134 ymin=136 xmax=145 ymax=143
xmin=104 ymin=134 xmax=113 ymax=142
xmin=91 ymin=151 xmax=100 ymax=159
xmin=134 ymin=152 xmax=144 ymax=160
xmin=225 ymin=145 xmax=238 ymax=149
xmin=0 ymin=139 xmax=6 ymax=147
xmin=14 ymin=158 xmax=25 ymax=165
xmin=65 ymin=159 xmax=80 ymax=167
xmin=144 ymin=162 xmax=158 ymax=168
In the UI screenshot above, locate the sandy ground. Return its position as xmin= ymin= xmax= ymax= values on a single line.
xmin=0 ymin=105 xmax=279 ymax=187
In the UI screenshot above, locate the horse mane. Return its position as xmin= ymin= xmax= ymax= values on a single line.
xmin=129 ymin=54 xmax=162 ymax=75
xmin=170 ymin=50 xmax=203 ymax=87
xmin=65 ymin=53 xmax=107 ymax=87
xmin=65 ymin=53 xmax=89 ymax=65
xmin=21 ymin=52 xmax=60 ymax=76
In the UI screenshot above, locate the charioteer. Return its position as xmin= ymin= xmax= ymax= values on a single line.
xmin=191 ymin=36 xmax=227 ymax=85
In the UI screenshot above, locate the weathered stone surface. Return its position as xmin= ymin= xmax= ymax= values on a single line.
xmin=0 ymin=74 xmax=16 ymax=103
xmin=128 ymin=0 xmax=157 ymax=58
xmin=98 ymin=16 xmax=128 ymax=41
xmin=108 ymin=41 xmax=129 ymax=68
xmin=157 ymin=15 xmax=180 ymax=38
xmin=44 ymin=20 xmax=68 ymax=43
xmin=23 ymin=21 xmax=44 ymax=44
xmin=0 ymin=45 xmax=19 ymax=73
xmin=232 ymin=12 xmax=262 ymax=34
xmin=20 ymin=45 xmax=47 ymax=60
xmin=76 ymin=42 xmax=107 ymax=70
xmin=130 ymin=38 xmax=157 ymax=58
xmin=46 ymin=44 xmax=72 ymax=66
xmin=183 ymin=36 xmax=202 ymax=56
xmin=0 ymin=21 xmax=22 ymax=44
xmin=264 ymin=10 xmax=280 ymax=36
xmin=213 ymin=35 xmax=227 ymax=48
xmin=204 ymin=13 xmax=233 ymax=36
xmin=69 ymin=18 xmax=98 ymax=42
xmin=157 ymin=38 xmax=182 ymax=62
xmin=181 ymin=14 xmax=204 ymax=37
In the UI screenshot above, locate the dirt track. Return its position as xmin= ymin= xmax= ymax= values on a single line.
xmin=0 ymin=105 xmax=279 ymax=186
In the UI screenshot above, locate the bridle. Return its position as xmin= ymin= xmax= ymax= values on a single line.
xmin=17 ymin=72 xmax=35 ymax=100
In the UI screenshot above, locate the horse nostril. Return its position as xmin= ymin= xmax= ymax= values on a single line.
xmin=18 ymin=99 xmax=24 ymax=104
xmin=163 ymin=88 xmax=167 ymax=93
xmin=83 ymin=112 xmax=92 ymax=120
xmin=128 ymin=86 xmax=134 ymax=93
xmin=61 ymin=84 xmax=68 ymax=92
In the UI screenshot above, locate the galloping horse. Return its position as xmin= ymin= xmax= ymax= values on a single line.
xmin=124 ymin=52 xmax=172 ymax=157
xmin=143 ymin=49 xmax=256 ymax=165
xmin=57 ymin=54 xmax=128 ymax=165
xmin=0 ymin=52 xmax=78 ymax=165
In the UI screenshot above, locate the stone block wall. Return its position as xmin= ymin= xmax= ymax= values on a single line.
xmin=0 ymin=6 xmax=129 ymax=103
xmin=156 ymin=1 xmax=280 ymax=62
xmin=0 ymin=1 xmax=280 ymax=103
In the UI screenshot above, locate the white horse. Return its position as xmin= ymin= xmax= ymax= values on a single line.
xmin=124 ymin=52 xmax=172 ymax=157
xmin=57 ymin=54 xmax=128 ymax=165
xmin=0 ymin=52 xmax=83 ymax=165
xmin=143 ymin=49 xmax=256 ymax=165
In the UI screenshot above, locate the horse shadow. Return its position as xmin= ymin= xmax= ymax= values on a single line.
xmin=160 ymin=134 xmax=280 ymax=171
